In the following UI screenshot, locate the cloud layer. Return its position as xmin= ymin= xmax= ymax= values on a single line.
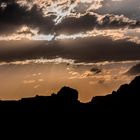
xmin=0 ymin=0 xmax=140 ymax=36
xmin=55 ymin=13 xmax=139 ymax=35
xmin=0 ymin=36 xmax=140 ymax=62
xmin=127 ymin=63 xmax=140 ymax=75
xmin=0 ymin=0 xmax=140 ymax=64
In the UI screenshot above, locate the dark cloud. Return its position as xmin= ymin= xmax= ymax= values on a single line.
xmin=127 ymin=63 xmax=140 ymax=75
xmin=98 ymin=14 xmax=139 ymax=29
xmin=55 ymin=13 xmax=139 ymax=35
xmin=90 ymin=67 xmax=102 ymax=74
xmin=55 ymin=13 xmax=98 ymax=34
xmin=0 ymin=1 xmax=139 ymax=35
xmin=0 ymin=1 xmax=55 ymax=35
xmin=0 ymin=36 xmax=140 ymax=63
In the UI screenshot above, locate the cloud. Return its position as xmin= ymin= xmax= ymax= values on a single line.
xmin=0 ymin=36 xmax=140 ymax=63
xmin=0 ymin=1 xmax=139 ymax=36
xmin=0 ymin=57 xmax=75 ymax=66
xmin=55 ymin=13 xmax=97 ymax=34
xmin=90 ymin=67 xmax=102 ymax=74
xmin=0 ymin=1 xmax=55 ymax=35
xmin=17 ymin=0 xmax=104 ymax=23
xmin=127 ymin=63 xmax=140 ymax=75
xmin=55 ymin=12 xmax=139 ymax=35
xmin=96 ymin=0 xmax=140 ymax=20
xmin=1 ymin=27 xmax=140 ymax=45
xmin=55 ymin=28 xmax=140 ymax=45
xmin=23 ymin=80 xmax=36 ymax=84
xmin=1 ymin=0 xmax=102 ymax=35
xmin=74 ymin=0 xmax=103 ymax=13
xmin=0 ymin=26 xmax=40 ymax=40
xmin=85 ymin=28 xmax=140 ymax=44
xmin=67 ymin=60 xmax=136 ymax=83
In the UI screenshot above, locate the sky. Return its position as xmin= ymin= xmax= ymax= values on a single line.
xmin=0 ymin=0 xmax=140 ymax=102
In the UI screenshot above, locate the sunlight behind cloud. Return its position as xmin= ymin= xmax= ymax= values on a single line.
xmin=32 ymin=34 xmax=55 ymax=41
xmin=1 ymin=27 xmax=140 ymax=45
xmin=17 ymin=0 xmax=104 ymax=24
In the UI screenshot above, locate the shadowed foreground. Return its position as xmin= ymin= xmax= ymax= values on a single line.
xmin=0 ymin=76 xmax=140 ymax=136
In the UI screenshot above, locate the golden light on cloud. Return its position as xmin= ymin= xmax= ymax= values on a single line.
xmin=32 ymin=34 xmax=55 ymax=41
xmin=17 ymin=26 xmax=38 ymax=35
xmin=0 ymin=25 xmax=38 ymax=40
xmin=0 ymin=25 xmax=55 ymax=41
xmin=17 ymin=0 xmax=104 ymax=24
xmin=1 ymin=25 xmax=140 ymax=45
xmin=55 ymin=33 xmax=88 ymax=40
xmin=55 ymin=27 xmax=140 ymax=44
xmin=81 ymin=0 xmax=103 ymax=11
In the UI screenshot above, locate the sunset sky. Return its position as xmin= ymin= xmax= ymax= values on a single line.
xmin=0 ymin=0 xmax=140 ymax=102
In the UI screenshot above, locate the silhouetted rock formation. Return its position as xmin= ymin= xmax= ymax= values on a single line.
xmin=0 ymin=76 xmax=140 ymax=117
xmin=90 ymin=76 xmax=140 ymax=114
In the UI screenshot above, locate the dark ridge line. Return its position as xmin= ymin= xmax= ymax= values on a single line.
xmin=0 ymin=75 xmax=140 ymax=115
